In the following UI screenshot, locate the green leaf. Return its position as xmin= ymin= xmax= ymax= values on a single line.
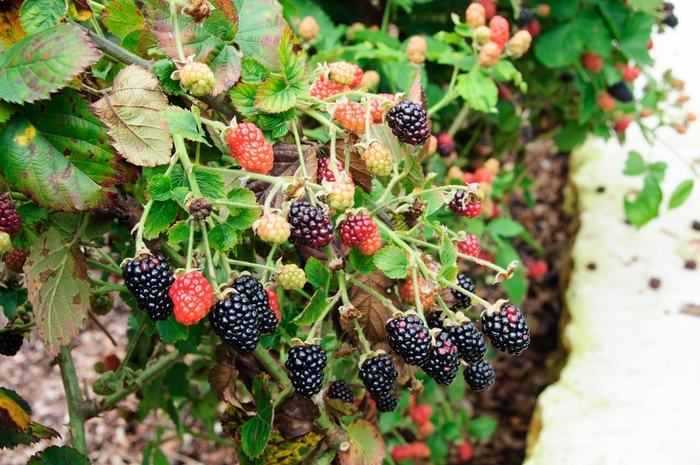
xmin=25 ymin=228 xmax=89 ymax=355
xmin=20 ymin=0 xmax=67 ymax=35
xmin=597 ymin=1 xmax=629 ymax=40
xmin=257 ymin=112 xmax=291 ymax=139
xmin=152 ymin=449 xmax=169 ymax=465
xmin=549 ymin=0 xmax=579 ymax=19
xmin=143 ymin=201 xmax=178 ymax=240
xmin=647 ymin=161 xmax=667 ymax=183
xmin=624 ymin=175 xmax=662 ymax=227
xmin=468 ymin=416 xmax=498 ymax=439
xmin=626 ymin=0 xmax=662 ymax=13
xmin=163 ymin=107 xmax=210 ymax=145
xmin=235 ymin=0 xmax=286 ymax=72
xmin=668 ymin=180 xmax=693 ymax=210
xmin=152 ymin=59 xmax=184 ymax=96
xmin=555 ymin=121 xmax=588 ymax=151
xmin=241 ymin=58 xmax=270 ymax=84
xmin=156 ymin=316 xmax=189 ymax=344
xmin=305 ymin=257 xmax=331 ymax=289
xmin=102 ymin=0 xmax=145 ymax=39
xmin=623 ymin=151 xmax=645 ymax=176
xmin=456 ymin=70 xmax=497 ymax=113
xmin=93 ymin=65 xmax=174 ymax=167
xmin=439 ymin=237 xmax=457 ymax=269
xmin=374 ymin=246 xmax=409 ymax=279
xmin=578 ymin=10 xmax=613 ymax=57
xmin=278 ymin=25 xmax=309 ymax=92
xmin=494 ymin=238 xmax=527 ymax=304
xmin=0 ymin=24 xmax=101 ymax=104
xmin=227 ymin=187 xmax=259 ymax=211
xmin=292 ymin=289 xmax=329 ymax=326
xmin=208 ymin=221 xmax=242 ymax=252
xmin=0 ymin=285 xmax=27 ymax=320
xmin=487 ymin=218 xmax=525 ymax=237
xmin=209 ymin=45 xmax=243 ymax=96
xmin=619 ymin=12 xmax=654 ymax=65
xmin=255 ymin=76 xmax=297 ymax=113
xmin=578 ymin=83 xmax=596 ymax=125
xmin=534 ymin=22 xmax=585 ymax=68
xmin=241 ymin=374 xmax=274 ymax=459
xmin=437 ymin=264 xmax=458 ymax=283
xmin=226 ymin=208 xmax=260 ymax=231
xmin=194 ymin=169 xmax=226 ymax=199
xmin=168 ymin=220 xmax=190 ymax=244
xmin=165 ymin=362 xmax=189 ymax=397
xmin=348 ymin=247 xmax=377 ymax=275
xmin=27 ymin=445 xmax=90 ymax=465
xmin=147 ymin=174 xmax=173 ymax=201
xmin=230 ymin=82 xmax=259 ymax=117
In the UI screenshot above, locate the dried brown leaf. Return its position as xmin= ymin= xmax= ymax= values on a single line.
xmin=331 ymin=138 xmax=374 ymax=194
xmin=680 ymin=304 xmax=700 ymax=317
xmin=274 ymin=393 xmax=320 ymax=438
xmin=342 ymin=272 xmax=398 ymax=343
xmin=208 ymin=363 xmax=238 ymax=400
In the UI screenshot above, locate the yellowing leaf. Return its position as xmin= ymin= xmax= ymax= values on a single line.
xmin=338 ymin=419 xmax=385 ymax=465
xmin=0 ymin=0 xmax=27 ymax=47
xmin=0 ymin=390 xmax=30 ymax=431
xmin=0 ymin=388 xmax=60 ymax=450
xmin=25 ymin=228 xmax=90 ymax=355
xmin=93 ymin=65 xmax=173 ymax=167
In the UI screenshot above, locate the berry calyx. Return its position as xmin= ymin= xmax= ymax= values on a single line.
xmin=227 ymin=123 xmax=274 ymax=175
xmin=0 ymin=194 xmax=21 ymax=237
xmin=335 ymin=102 xmax=367 ymax=134
xmin=256 ymin=213 xmax=291 ymax=245
xmin=362 ymin=141 xmax=393 ymax=176
xmin=287 ymin=200 xmax=335 ymax=248
xmin=448 ymin=191 xmax=483 ymax=218
xmin=286 ymin=343 xmax=327 ymax=397
xmin=386 ymin=100 xmax=431 ymax=146
xmin=457 ymin=234 xmax=481 ymax=257
xmin=177 ymin=61 xmax=215 ymax=96
xmin=169 ymin=271 xmax=213 ymax=326
xmin=339 ymin=215 xmax=382 ymax=255
xmin=386 ymin=315 xmax=432 ymax=366
xmin=481 ymin=303 xmax=531 ymax=355
xmin=123 ymin=255 xmax=175 ymax=321
xmin=277 ymin=264 xmax=307 ymax=290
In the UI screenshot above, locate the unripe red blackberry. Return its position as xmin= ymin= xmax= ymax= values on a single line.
xmin=338 ymin=215 xmax=382 ymax=255
xmin=359 ymin=354 xmax=398 ymax=400
xmin=386 ymin=100 xmax=431 ymax=146
xmin=0 ymin=332 xmax=23 ymax=356
xmin=457 ymin=235 xmax=481 ymax=257
xmin=448 ymin=321 xmax=487 ymax=364
xmin=232 ymin=276 xmax=278 ymax=334
xmin=327 ymin=380 xmax=355 ymax=404
xmin=481 ymin=303 xmax=531 ymax=355
xmin=465 ymin=359 xmax=495 ymax=391
xmin=0 ymin=194 xmax=21 ymax=237
xmin=287 ymin=200 xmax=335 ymax=248
xmin=286 ymin=344 xmax=327 ymax=397
xmin=386 ymin=315 xmax=432 ymax=366
xmin=419 ymin=330 xmax=460 ymax=385
xmin=209 ymin=292 xmax=260 ymax=352
xmin=122 ymin=255 xmax=175 ymax=321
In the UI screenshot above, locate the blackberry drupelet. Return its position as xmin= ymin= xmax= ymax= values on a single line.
xmin=359 ymin=354 xmax=398 ymax=400
xmin=386 ymin=100 xmax=431 ymax=146
xmin=375 ymin=394 xmax=399 ymax=412
xmin=451 ymin=273 xmax=476 ymax=309
xmin=516 ymin=7 xmax=534 ymax=27
xmin=233 ymin=276 xmax=278 ymax=334
xmin=448 ymin=321 xmax=487 ymax=364
xmin=327 ymin=380 xmax=355 ymax=404
xmin=464 ymin=359 xmax=496 ymax=392
xmin=286 ymin=344 xmax=327 ymax=397
xmin=122 ymin=255 xmax=175 ymax=321
xmin=481 ymin=303 xmax=531 ymax=355
xmin=608 ymin=82 xmax=633 ymax=103
xmin=0 ymin=332 xmax=23 ymax=356
xmin=209 ymin=292 xmax=260 ymax=352
xmin=287 ymin=200 xmax=335 ymax=248
xmin=0 ymin=193 xmax=21 ymax=237
xmin=420 ymin=331 xmax=460 ymax=385
xmin=386 ymin=315 xmax=432 ymax=365
xmin=427 ymin=311 xmax=444 ymax=329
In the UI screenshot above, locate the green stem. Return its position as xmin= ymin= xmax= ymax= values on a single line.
xmin=86 ymin=258 xmax=122 ymax=276
xmin=227 ymin=258 xmax=276 ymax=271
xmin=380 ymin=0 xmax=393 ymax=33
xmin=352 ymin=318 xmax=372 ymax=354
xmin=438 ymin=278 xmax=489 ymax=307
xmin=400 ymin=235 xmax=506 ymax=274
xmin=212 ymin=199 xmax=262 ymax=210
xmin=306 ymin=291 xmax=342 ymax=341
xmin=428 ymin=89 xmax=460 ymax=117
xmin=198 ymin=165 xmax=292 ymax=184
xmin=303 ymin=109 xmax=339 ymax=131
xmin=435 ymin=294 xmax=460 ymax=324
xmin=290 ymin=118 xmax=308 ymax=180
xmin=273 ymin=386 xmax=294 ymax=407
xmin=199 ymin=220 xmax=219 ymax=289
xmin=411 ymin=269 xmax=425 ymax=322
xmin=106 ymin=351 xmax=181 ymax=405
xmin=89 ymin=279 xmax=128 ymax=294
xmin=253 ymin=345 xmax=290 ymax=384
xmin=170 ymin=1 xmax=187 ymax=62
xmin=447 ymin=102 xmax=470 ymax=138
xmin=116 ymin=318 xmax=148 ymax=378
xmin=261 ymin=244 xmax=278 ymax=283
xmin=186 ymin=219 xmax=196 ymax=270
xmin=58 ymin=346 xmax=88 ymax=455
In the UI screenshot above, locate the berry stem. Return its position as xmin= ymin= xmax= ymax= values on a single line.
xmin=411 ymin=268 xmax=426 ymax=323
xmin=211 ymin=199 xmax=262 ymax=210
xmin=428 ymin=87 xmax=460 ymax=116
xmin=400 ymin=234 xmax=507 ymax=274
xmin=509 ymin=0 xmax=522 ymax=17
xmin=253 ymin=344 xmax=291 ymax=385
xmin=106 ymin=350 xmax=181 ymax=405
xmin=86 ymin=258 xmax=123 ymax=276
xmin=447 ymin=102 xmax=470 ymax=138
xmin=305 ymin=291 xmax=342 ymax=342
xmin=290 ymin=117 xmax=309 ymax=180
xmin=438 ymin=277 xmax=490 ymax=308
xmin=260 ymin=244 xmax=277 ymax=283
xmin=227 ymin=258 xmax=276 ymax=272
xmin=169 ymin=1 xmax=187 ymax=62
xmin=352 ymin=317 xmax=372 ymax=354
xmin=380 ymin=0 xmax=393 ymax=33
xmin=348 ymin=277 xmax=401 ymax=313
xmin=199 ymin=220 xmax=219 ymax=289
xmin=328 ymin=127 xmax=341 ymax=181
xmin=186 ymin=218 xmax=196 ymax=270
xmin=115 ymin=318 xmax=149 ymax=378
xmin=57 ymin=345 xmax=88 ymax=455
xmin=197 ymin=166 xmax=291 ymax=186
xmin=435 ymin=294 xmax=460 ymax=324
xmin=89 ymin=278 xmax=128 ymax=295
xmin=303 ymin=109 xmax=340 ymax=132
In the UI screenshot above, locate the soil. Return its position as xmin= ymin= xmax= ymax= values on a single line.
xmin=0 ymin=142 xmax=573 ymax=465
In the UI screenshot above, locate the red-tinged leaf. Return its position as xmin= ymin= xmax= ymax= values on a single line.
xmin=235 ymin=0 xmax=286 ymax=71
xmin=342 ymin=271 xmax=397 ymax=343
xmin=101 ymin=0 xmax=144 ymax=39
xmin=213 ymin=0 xmax=238 ymax=29
xmin=330 ymin=137 xmax=374 ymax=194
xmin=0 ymin=23 xmax=101 ymax=104
xmin=26 ymin=228 xmax=90 ymax=356
xmin=338 ymin=419 xmax=386 ymax=465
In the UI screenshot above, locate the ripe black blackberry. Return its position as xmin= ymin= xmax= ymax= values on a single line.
xmin=287 ymin=200 xmax=335 ymax=248
xmin=386 ymin=315 xmax=432 ymax=365
xmin=464 ymin=359 xmax=496 ymax=392
xmin=286 ymin=344 xmax=327 ymax=397
xmin=663 ymin=12 xmax=678 ymax=28
xmin=427 ymin=311 xmax=444 ymax=329
xmin=451 ymin=273 xmax=476 ymax=309
xmin=516 ymin=7 xmax=534 ymax=27
xmin=386 ymin=100 xmax=430 ymax=146
xmin=209 ymin=292 xmax=260 ymax=352
xmin=358 ymin=354 xmax=397 ymax=400
xmin=122 ymin=255 xmax=175 ymax=321
xmin=608 ymin=82 xmax=633 ymax=103
xmin=0 ymin=193 xmax=21 ymax=237
xmin=448 ymin=321 xmax=487 ymax=364
xmin=327 ymin=380 xmax=355 ymax=404
xmin=0 ymin=332 xmax=23 ymax=356
xmin=375 ymin=394 xmax=398 ymax=412
xmin=420 ymin=331 xmax=460 ymax=385
xmin=232 ymin=276 xmax=278 ymax=334
xmin=481 ymin=304 xmax=531 ymax=355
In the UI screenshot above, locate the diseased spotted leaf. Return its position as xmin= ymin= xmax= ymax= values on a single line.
xmin=338 ymin=419 xmax=385 ymax=465
xmin=0 ymin=24 xmax=101 ymax=104
xmin=25 ymin=228 xmax=90 ymax=356
xmin=93 ymin=65 xmax=173 ymax=167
